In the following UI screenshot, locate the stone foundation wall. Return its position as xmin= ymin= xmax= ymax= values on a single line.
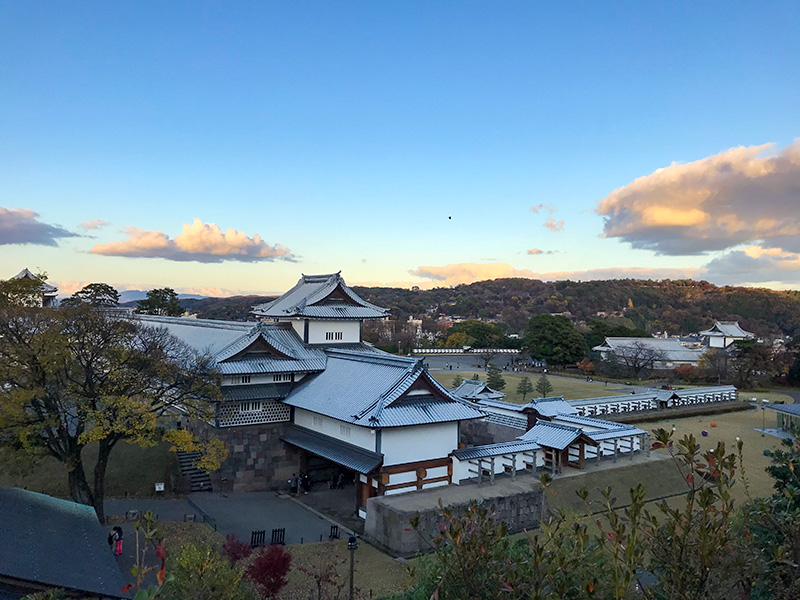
xmin=364 ymin=486 xmax=547 ymax=557
xmin=181 ymin=419 xmax=300 ymax=493
xmin=460 ymin=418 xmax=522 ymax=446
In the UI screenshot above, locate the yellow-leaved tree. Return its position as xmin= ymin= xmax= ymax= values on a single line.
xmin=0 ymin=281 xmax=226 ymax=521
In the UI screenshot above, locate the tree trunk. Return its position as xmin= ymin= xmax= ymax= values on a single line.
xmin=66 ymin=452 xmax=95 ymax=511
xmin=92 ymin=439 xmax=113 ymax=523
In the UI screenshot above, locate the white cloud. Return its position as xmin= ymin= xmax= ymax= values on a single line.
xmin=90 ymin=218 xmax=292 ymax=263
xmin=597 ymin=140 xmax=800 ymax=255
xmin=530 ymin=203 xmax=556 ymax=214
xmin=79 ymin=219 xmax=109 ymax=230
xmin=0 ymin=207 xmax=76 ymax=246
xmin=544 ymin=218 xmax=564 ymax=232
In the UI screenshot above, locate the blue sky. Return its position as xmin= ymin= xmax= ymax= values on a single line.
xmin=2 ymin=2 xmax=799 ymax=296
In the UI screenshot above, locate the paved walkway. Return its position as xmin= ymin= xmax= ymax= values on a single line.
xmin=755 ymin=427 xmax=795 ymax=440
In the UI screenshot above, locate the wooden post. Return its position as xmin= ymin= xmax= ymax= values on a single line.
xmin=579 ymin=443 xmax=585 ymax=470
xmin=613 ymin=439 xmax=618 ymax=463
xmin=489 ymin=457 xmax=495 ymax=484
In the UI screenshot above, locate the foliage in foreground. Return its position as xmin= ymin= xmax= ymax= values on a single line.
xmin=396 ymin=428 xmax=800 ymax=600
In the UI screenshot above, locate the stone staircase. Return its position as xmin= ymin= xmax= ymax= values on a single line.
xmin=176 ymin=450 xmax=212 ymax=493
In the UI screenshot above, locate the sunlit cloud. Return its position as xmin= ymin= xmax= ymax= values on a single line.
xmin=530 ymin=204 xmax=556 ymax=214
xmin=79 ymin=219 xmax=110 ymax=230
xmin=544 ymin=218 xmax=564 ymax=232
xmin=90 ymin=218 xmax=293 ymax=263
xmin=527 ymin=248 xmax=557 ymax=255
xmin=598 ymin=140 xmax=800 ymax=255
xmin=0 ymin=207 xmax=77 ymax=246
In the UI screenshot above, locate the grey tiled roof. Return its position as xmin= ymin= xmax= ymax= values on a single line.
xmin=767 ymin=403 xmax=800 ymax=416
xmin=281 ymin=425 xmax=383 ymax=474
xmin=285 ymin=349 xmax=486 ymax=428
xmin=586 ymin=426 xmax=647 ymax=441
xmin=136 ymin=315 xmax=255 ymax=355
xmin=452 ymin=440 xmax=541 ymax=461
xmin=699 ymin=321 xmax=754 ymax=338
xmin=476 ymin=398 xmax=528 ymax=411
xmin=12 ymin=268 xmax=57 ymax=293
xmin=252 ymin=272 xmax=388 ymax=319
xmin=451 ymin=379 xmax=506 ymax=401
xmin=519 ymin=421 xmax=583 ymax=450
xmin=529 ymin=398 xmax=578 ymax=417
xmin=486 ymin=413 xmax=528 ymax=430
xmin=0 ymin=487 xmax=128 ymax=598
xmin=569 ymin=392 xmax=660 ymax=407
xmin=222 ymin=383 xmax=292 ymax=401
xmin=137 ymin=316 xmax=327 ymax=375
xmin=650 ymin=385 xmax=737 ymax=400
xmin=551 ymin=413 xmax=629 ymax=430
xmin=593 ymin=337 xmax=705 ymax=363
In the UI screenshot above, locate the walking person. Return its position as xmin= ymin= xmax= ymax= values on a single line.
xmin=289 ymin=473 xmax=300 ymax=495
xmin=112 ymin=526 xmax=123 ymax=556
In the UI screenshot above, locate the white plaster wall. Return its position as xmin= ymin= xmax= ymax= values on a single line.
xmin=293 ymin=408 xmax=376 ymax=452
xmin=380 ymin=422 xmax=458 ymax=466
xmin=384 ymin=465 xmax=451 ymax=495
xmin=224 ymin=372 xmax=308 ymax=386
xmin=307 ymin=320 xmax=361 ymax=344
xmin=452 ymin=451 xmax=541 ymax=484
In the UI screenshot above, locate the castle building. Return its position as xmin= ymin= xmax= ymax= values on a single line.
xmin=140 ymin=273 xmax=485 ymax=518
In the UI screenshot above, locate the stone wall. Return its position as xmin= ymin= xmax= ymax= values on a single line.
xmin=460 ymin=418 xmax=522 ymax=446
xmin=207 ymin=422 xmax=301 ymax=493
xmin=363 ymin=482 xmax=547 ymax=557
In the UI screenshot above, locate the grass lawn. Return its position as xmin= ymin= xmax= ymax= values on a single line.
xmin=645 ymin=406 xmax=786 ymax=502
xmin=280 ymin=539 xmax=413 ymax=600
xmin=546 ymin=458 xmax=687 ymax=515
xmin=432 ymin=370 xmax=625 ymax=402
xmin=0 ymin=441 xmax=180 ymax=499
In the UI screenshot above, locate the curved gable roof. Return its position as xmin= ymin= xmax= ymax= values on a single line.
xmin=252 ymin=272 xmax=388 ymax=319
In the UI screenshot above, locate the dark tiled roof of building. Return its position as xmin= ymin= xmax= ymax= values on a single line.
xmin=0 ymin=487 xmax=128 ymax=598
xmin=284 ymin=349 xmax=486 ymax=428
xmin=451 ymin=379 xmax=506 ymax=401
xmin=251 ymin=272 xmax=388 ymax=320
xmin=281 ymin=425 xmax=383 ymax=474
xmin=452 ymin=440 xmax=541 ymax=461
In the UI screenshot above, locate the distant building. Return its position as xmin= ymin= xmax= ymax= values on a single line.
xmin=8 ymin=268 xmax=58 ymax=307
xmin=0 ymin=486 xmax=128 ymax=599
xmin=766 ymin=403 xmax=800 ymax=432
xmin=592 ymin=337 xmax=706 ymax=369
xmin=699 ymin=321 xmax=755 ymax=348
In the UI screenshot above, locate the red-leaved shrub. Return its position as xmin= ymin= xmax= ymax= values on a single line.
xmin=245 ymin=545 xmax=292 ymax=598
xmin=222 ymin=533 xmax=253 ymax=565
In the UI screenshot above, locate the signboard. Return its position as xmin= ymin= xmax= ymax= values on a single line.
xmin=154 ymin=482 xmax=165 ymax=492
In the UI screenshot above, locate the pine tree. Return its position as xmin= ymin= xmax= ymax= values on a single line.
xmin=516 ymin=376 xmax=533 ymax=401
xmin=486 ymin=363 xmax=506 ymax=391
xmin=452 ymin=375 xmax=464 ymax=388
xmin=535 ymin=373 xmax=554 ymax=397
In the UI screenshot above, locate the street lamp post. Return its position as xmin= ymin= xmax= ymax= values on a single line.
xmin=348 ymin=535 xmax=358 ymax=600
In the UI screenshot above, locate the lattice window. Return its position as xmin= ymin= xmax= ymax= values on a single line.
xmin=325 ymin=331 xmax=343 ymax=341
xmin=230 ymin=375 xmax=251 ymax=384
xmin=273 ymin=373 xmax=294 ymax=383
xmin=217 ymin=400 xmax=291 ymax=427
xmin=312 ymin=416 xmax=324 ymax=428
xmin=340 ymin=425 xmax=351 ymax=438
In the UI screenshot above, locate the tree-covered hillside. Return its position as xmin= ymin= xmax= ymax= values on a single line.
xmin=353 ymin=279 xmax=800 ymax=337
xmin=160 ymin=279 xmax=800 ymax=338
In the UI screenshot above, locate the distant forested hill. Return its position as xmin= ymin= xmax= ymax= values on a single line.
xmin=126 ymin=279 xmax=800 ymax=338
xmin=352 ymin=279 xmax=800 ymax=337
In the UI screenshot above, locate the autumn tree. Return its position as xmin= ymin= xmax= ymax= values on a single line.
xmin=728 ymin=339 xmax=773 ymax=388
xmin=138 ymin=287 xmax=184 ymax=316
xmin=0 ymin=270 xmax=51 ymax=307
xmin=0 ymin=304 xmax=225 ymax=521
xmin=61 ymin=282 xmax=120 ymax=307
xmin=523 ymin=314 xmax=587 ymax=367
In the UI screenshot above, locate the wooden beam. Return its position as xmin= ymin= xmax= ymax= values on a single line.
xmin=380 ymin=456 xmax=450 ymax=475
